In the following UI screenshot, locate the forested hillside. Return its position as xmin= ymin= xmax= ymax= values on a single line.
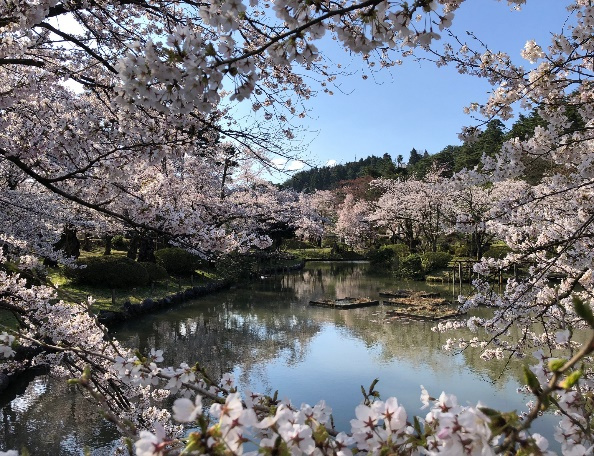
xmin=283 ymin=110 xmax=561 ymax=192
xmin=281 ymin=153 xmax=404 ymax=191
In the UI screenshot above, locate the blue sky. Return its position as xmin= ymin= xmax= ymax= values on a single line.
xmin=55 ymin=0 xmax=571 ymax=179
xmin=264 ymin=0 xmax=571 ymax=176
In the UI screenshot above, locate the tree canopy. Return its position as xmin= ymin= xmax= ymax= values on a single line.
xmin=282 ymin=154 xmax=402 ymax=192
xmin=1 ymin=0 xmax=594 ymax=454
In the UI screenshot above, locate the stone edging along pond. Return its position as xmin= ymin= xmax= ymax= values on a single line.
xmin=96 ymin=260 xmax=306 ymax=326
xmin=96 ymin=279 xmax=232 ymax=327
xmin=0 ymin=262 xmax=308 ymax=394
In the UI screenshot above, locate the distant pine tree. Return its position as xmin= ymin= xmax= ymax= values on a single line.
xmin=408 ymin=148 xmax=422 ymax=166
xmin=282 ymin=154 xmax=399 ymax=192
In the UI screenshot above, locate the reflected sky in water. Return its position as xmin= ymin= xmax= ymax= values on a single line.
xmin=0 ymin=261 xmax=560 ymax=453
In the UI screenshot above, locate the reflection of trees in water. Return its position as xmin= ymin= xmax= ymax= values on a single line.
xmin=286 ymin=264 xmax=527 ymax=387
xmin=328 ymin=309 xmax=525 ymax=388
xmin=283 ymin=263 xmax=465 ymax=305
xmin=117 ymin=293 xmax=323 ymax=384
xmin=0 ymin=376 xmax=118 ymax=455
xmin=282 ymin=263 xmax=395 ymax=303
xmin=255 ymin=263 xmax=526 ymax=388
xmin=0 ymin=262 xmax=528 ymax=452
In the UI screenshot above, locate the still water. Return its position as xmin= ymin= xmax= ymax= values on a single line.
xmin=0 ymin=261 xmax=559 ymax=454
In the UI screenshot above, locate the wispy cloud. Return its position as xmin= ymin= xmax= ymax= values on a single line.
xmin=271 ymin=158 xmax=288 ymax=168
xmin=286 ymin=160 xmax=306 ymax=171
xmin=270 ymin=158 xmax=305 ymax=171
xmin=325 ymin=159 xmax=337 ymax=167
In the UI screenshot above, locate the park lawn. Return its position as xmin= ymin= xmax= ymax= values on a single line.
xmin=47 ymin=249 xmax=221 ymax=312
xmin=6 ymin=249 xmax=304 ymax=315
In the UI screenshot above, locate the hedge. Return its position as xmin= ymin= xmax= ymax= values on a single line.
xmin=111 ymin=235 xmax=130 ymax=251
xmin=139 ymin=262 xmax=169 ymax=282
xmin=155 ymin=247 xmax=200 ymax=276
xmin=483 ymin=244 xmax=511 ymax=259
xmin=66 ymin=256 xmax=149 ymax=288
xmin=421 ymin=252 xmax=453 ymax=272
xmin=398 ymin=254 xmax=425 ymax=280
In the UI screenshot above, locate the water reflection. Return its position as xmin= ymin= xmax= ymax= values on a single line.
xmin=0 ymin=261 xmax=558 ymax=453
xmin=0 ymin=375 xmax=117 ymax=454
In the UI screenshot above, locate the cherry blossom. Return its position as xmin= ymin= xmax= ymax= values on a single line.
xmin=2 ymin=0 xmax=594 ymax=454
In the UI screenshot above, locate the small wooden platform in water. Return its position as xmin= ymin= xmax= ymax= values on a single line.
xmin=379 ymin=290 xmax=441 ymax=299
xmin=384 ymin=309 xmax=465 ymax=321
xmin=309 ymin=297 xmax=380 ymax=309
xmin=382 ymin=299 xmax=464 ymax=321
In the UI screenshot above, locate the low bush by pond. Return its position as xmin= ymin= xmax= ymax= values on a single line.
xmin=398 ymin=253 xmax=425 ymax=280
xmin=483 ymin=243 xmax=512 ymax=259
xmin=421 ymin=251 xmax=452 ymax=271
xmin=286 ymin=247 xmax=364 ymax=261
xmin=111 ymin=234 xmax=130 ymax=251
xmin=139 ymin=262 xmax=169 ymax=282
xmin=65 ymin=256 xmax=150 ymax=288
xmin=155 ymin=247 xmax=201 ymax=276
xmin=368 ymin=245 xmax=453 ymax=280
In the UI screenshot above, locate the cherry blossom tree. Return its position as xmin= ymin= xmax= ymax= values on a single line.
xmin=2 ymin=0 xmax=594 ymax=455
xmin=335 ymin=194 xmax=375 ymax=249
xmin=293 ymin=190 xmax=339 ymax=246
xmin=445 ymin=179 xmax=531 ymax=260
xmin=370 ymin=167 xmax=451 ymax=252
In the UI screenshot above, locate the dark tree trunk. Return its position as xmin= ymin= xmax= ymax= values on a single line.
xmin=127 ymin=235 xmax=139 ymax=260
xmin=103 ymin=235 xmax=113 ymax=255
xmin=82 ymin=232 xmax=93 ymax=251
xmin=137 ymin=236 xmax=156 ymax=263
xmin=54 ymin=226 xmax=80 ymax=259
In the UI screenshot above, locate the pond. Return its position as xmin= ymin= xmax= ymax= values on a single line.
xmin=0 ymin=261 xmax=559 ymax=454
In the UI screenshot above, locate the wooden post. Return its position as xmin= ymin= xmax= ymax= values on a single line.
xmin=111 ymin=289 xmax=116 ymax=306
xmin=458 ymin=262 xmax=462 ymax=289
xmin=191 ymin=274 xmax=194 ymax=286
xmin=178 ymin=277 xmax=181 ymax=291
xmin=151 ymin=281 xmax=154 ymax=296
xmin=452 ymin=264 xmax=456 ymax=299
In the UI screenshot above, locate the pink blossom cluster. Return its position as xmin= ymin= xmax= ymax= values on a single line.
xmin=2 ymin=0 xmax=594 ymax=454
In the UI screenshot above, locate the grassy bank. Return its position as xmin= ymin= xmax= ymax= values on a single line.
xmin=47 ymin=249 xmax=222 ymax=312
xmin=46 ymin=249 xmax=306 ymax=313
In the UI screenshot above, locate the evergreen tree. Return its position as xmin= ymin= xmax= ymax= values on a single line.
xmin=408 ymin=148 xmax=422 ymax=166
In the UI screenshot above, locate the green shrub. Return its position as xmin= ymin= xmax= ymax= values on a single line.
xmin=438 ymin=242 xmax=454 ymax=254
xmin=398 ymin=254 xmax=424 ymax=280
xmin=367 ymin=247 xmax=395 ymax=266
xmin=368 ymin=244 xmax=410 ymax=270
xmin=155 ymin=247 xmax=200 ymax=276
xmin=454 ymin=243 xmax=469 ymax=257
xmin=111 ymin=235 xmax=130 ymax=251
xmin=382 ymin=244 xmax=410 ymax=259
xmin=338 ymin=249 xmax=365 ymax=260
xmin=216 ymin=253 xmax=257 ymax=280
xmin=321 ymin=235 xmax=339 ymax=248
xmin=140 ymin=262 xmax=169 ymax=282
xmin=375 ymin=237 xmax=393 ymax=246
xmin=66 ymin=256 xmax=149 ymax=288
xmin=421 ymin=252 xmax=453 ymax=272
xmin=483 ymin=244 xmax=511 ymax=259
